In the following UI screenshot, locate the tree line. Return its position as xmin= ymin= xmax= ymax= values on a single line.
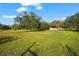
xmin=12 ymin=11 xmax=49 ymax=31
xmin=0 ymin=11 xmax=79 ymax=31
xmin=0 ymin=23 xmax=10 ymax=30
xmin=64 ymin=12 xmax=79 ymax=31
xmin=50 ymin=12 xmax=79 ymax=31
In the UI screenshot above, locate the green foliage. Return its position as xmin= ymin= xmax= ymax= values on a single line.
xmin=14 ymin=11 xmax=49 ymax=31
xmin=14 ymin=12 xmax=41 ymax=31
xmin=11 ymin=24 xmax=18 ymax=30
xmin=50 ymin=20 xmax=64 ymax=28
xmin=0 ymin=23 xmax=3 ymax=30
xmin=0 ymin=23 xmax=11 ymax=30
xmin=39 ymin=21 xmax=49 ymax=31
xmin=64 ymin=12 xmax=79 ymax=31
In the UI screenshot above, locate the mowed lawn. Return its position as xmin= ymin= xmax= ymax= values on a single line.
xmin=0 ymin=30 xmax=79 ymax=56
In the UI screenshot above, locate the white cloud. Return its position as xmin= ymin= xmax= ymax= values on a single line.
xmin=32 ymin=3 xmax=43 ymax=10
xmin=54 ymin=17 xmax=66 ymax=20
xmin=61 ymin=17 xmax=66 ymax=20
xmin=20 ymin=3 xmax=43 ymax=10
xmin=17 ymin=7 xmax=28 ymax=12
xmin=21 ymin=2 xmax=40 ymax=6
xmin=2 ymin=15 xmax=16 ymax=19
xmin=21 ymin=2 xmax=38 ymax=6
xmin=36 ymin=6 xmax=43 ymax=10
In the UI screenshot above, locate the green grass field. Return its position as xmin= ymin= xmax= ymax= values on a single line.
xmin=0 ymin=30 xmax=79 ymax=56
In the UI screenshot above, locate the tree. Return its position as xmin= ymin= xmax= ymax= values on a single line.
xmin=39 ymin=21 xmax=49 ymax=31
xmin=0 ymin=23 xmax=3 ymax=30
xmin=14 ymin=11 xmax=50 ymax=31
xmin=14 ymin=11 xmax=42 ymax=31
xmin=0 ymin=23 xmax=11 ymax=30
xmin=28 ymin=12 xmax=41 ymax=30
xmin=50 ymin=20 xmax=64 ymax=29
xmin=64 ymin=12 xmax=79 ymax=31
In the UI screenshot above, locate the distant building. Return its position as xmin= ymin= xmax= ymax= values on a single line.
xmin=49 ymin=27 xmax=64 ymax=31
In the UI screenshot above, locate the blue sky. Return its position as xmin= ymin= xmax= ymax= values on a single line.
xmin=0 ymin=3 xmax=79 ymax=25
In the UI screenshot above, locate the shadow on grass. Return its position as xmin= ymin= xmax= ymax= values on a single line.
xmin=21 ymin=41 xmax=38 ymax=56
xmin=59 ymin=42 xmax=78 ymax=56
xmin=0 ymin=36 xmax=19 ymax=45
xmin=66 ymin=45 xmax=78 ymax=56
xmin=74 ymin=38 xmax=79 ymax=41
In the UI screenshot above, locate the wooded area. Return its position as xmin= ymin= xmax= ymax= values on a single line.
xmin=0 ymin=11 xmax=79 ymax=31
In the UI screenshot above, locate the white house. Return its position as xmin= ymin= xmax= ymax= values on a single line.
xmin=49 ymin=28 xmax=58 ymax=30
xmin=49 ymin=27 xmax=64 ymax=31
